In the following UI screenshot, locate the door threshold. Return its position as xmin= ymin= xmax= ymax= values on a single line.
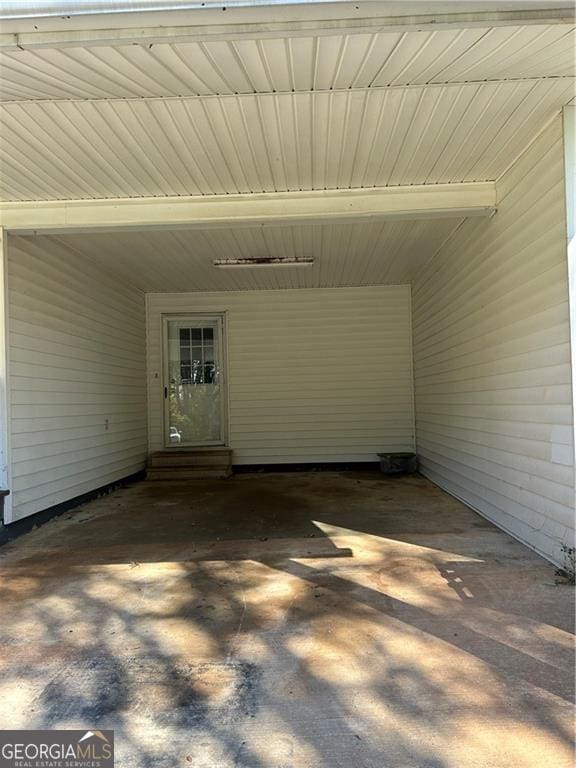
xmin=160 ymin=445 xmax=232 ymax=451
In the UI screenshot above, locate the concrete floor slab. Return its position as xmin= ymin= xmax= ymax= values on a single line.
xmin=0 ymin=472 xmax=573 ymax=768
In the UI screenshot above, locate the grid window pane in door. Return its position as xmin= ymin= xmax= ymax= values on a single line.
xmin=179 ymin=326 xmax=218 ymax=385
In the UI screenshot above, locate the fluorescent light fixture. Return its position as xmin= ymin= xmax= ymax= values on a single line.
xmin=213 ymin=256 xmax=314 ymax=268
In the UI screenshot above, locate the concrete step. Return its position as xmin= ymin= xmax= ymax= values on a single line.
xmin=146 ymin=466 xmax=232 ymax=481
xmin=148 ymin=449 xmax=232 ymax=469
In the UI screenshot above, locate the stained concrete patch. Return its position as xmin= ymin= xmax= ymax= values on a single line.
xmin=38 ymin=657 xmax=260 ymax=728
xmin=39 ymin=655 xmax=127 ymax=725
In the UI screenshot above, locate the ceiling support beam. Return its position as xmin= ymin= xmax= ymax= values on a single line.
xmin=0 ymin=6 xmax=573 ymax=50
xmin=0 ymin=183 xmax=497 ymax=235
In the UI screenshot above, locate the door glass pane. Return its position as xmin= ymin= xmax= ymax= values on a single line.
xmin=167 ymin=318 xmax=222 ymax=444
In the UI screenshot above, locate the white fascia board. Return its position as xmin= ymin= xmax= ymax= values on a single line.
xmin=0 ymin=228 xmax=12 ymax=521
xmin=0 ymin=182 xmax=497 ymax=235
xmin=563 ymin=105 xmax=576 ymax=513
xmin=0 ymin=6 xmax=573 ymax=50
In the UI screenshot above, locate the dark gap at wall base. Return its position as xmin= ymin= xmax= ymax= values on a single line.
xmin=0 ymin=470 xmax=146 ymax=547
xmin=233 ymin=462 xmax=381 ymax=473
xmin=0 ymin=463 xmax=393 ymax=548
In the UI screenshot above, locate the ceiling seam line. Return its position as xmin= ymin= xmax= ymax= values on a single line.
xmin=0 ymin=75 xmax=574 ymax=105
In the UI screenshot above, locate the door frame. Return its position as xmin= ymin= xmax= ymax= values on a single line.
xmin=161 ymin=312 xmax=229 ymax=449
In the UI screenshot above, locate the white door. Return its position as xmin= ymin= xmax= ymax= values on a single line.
xmin=163 ymin=315 xmax=226 ymax=447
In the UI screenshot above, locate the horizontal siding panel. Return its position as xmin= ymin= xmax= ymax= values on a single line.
xmin=10 ymin=365 xmax=145 ymax=384
xmin=11 ymin=376 xmax=147 ymax=394
xmin=228 ymin=400 xmax=414 ymax=411
xmin=417 ymin=430 xmax=573 ymax=490
xmin=12 ymin=426 xmax=146 ymax=453
xmin=11 ymin=389 xmax=147 ymax=406
xmin=8 ymin=299 xmax=144 ymax=352
xmin=415 ymin=385 xmax=572 ymax=406
xmin=413 ymin=162 xmax=566 ymax=309
xmin=413 ymin=231 xmax=569 ymax=337
xmin=415 ymin=318 xmax=570 ymax=373
xmin=12 ymin=413 xmax=145 ymax=434
xmin=8 ymin=237 xmax=148 ymax=522
xmin=225 ymin=424 xmax=412 ymax=435
xmin=147 ymin=285 xmax=415 ymax=463
xmin=414 ymin=413 xmax=573 ymax=445
xmin=419 ymin=450 xmax=574 ymax=529
xmin=412 ymin=116 xmax=575 ymax=566
xmin=415 ymin=350 xmax=571 ymax=382
xmin=416 ymin=366 xmax=571 ymax=391
xmin=227 ymin=437 xmax=411 ymax=449
xmin=11 ymin=402 xmax=145 ymax=418
xmin=421 ymin=460 xmax=570 ymax=559
xmin=231 ymin=377 xmax=413 ymax=388
xmin=413 ymin=403 xmax=572 ymax=424
xmin=227 ymin=338 xmax=412 ymax=349
xmin=10 ymin=237 xmax=144 ymax=319
xmin=9 ymin=332 xmax=143 ymax=370
xmin=414 ymin=270 xmax=569 ymax=350
xmin=416 ymin=420 xmax=574 ymax=465
xmin=9 ymin=344 xmax=146 ymax=374
xmin=11 ymin=456 xmax=148 ymax=519
xmin=414 ymin=259 xmax=569 ymax=353
xmin=12 ymin=437 xmax=147 ymax=477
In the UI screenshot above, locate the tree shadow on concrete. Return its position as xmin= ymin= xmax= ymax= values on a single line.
xmin=0 ymin=473 xmax=573 ymax=767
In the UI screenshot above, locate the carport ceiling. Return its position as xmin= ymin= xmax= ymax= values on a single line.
xmin=1 ymin=22 xmax=573 ymax=100
xmin=1 ymin=3 xmax=574 ymax=292
xmin=0 ymin=13 xmax=574 ymax=201
xmin=1 ymin=78 xmax=574 ymax=200
xmin=15 ymin=216 xmax=463 ymax=290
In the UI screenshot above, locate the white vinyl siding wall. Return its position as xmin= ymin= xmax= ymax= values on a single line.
xmin=7 ymin=236 xmax=147 ymax=522
xmin=412 ymin=116 xmax=575 ymax=565
xmin=147 ymin=285 xmax=414 ymax=463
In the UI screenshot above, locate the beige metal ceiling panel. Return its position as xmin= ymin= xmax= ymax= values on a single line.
xmin=426 ymin=24 xmax=575 ymax=82
xmin=1 ymin=78 xmax=573 ymax=201
xmin=40 ymin=216 xmax=461 ymax=292
xmin=0 ymin=24 xmax=573 ymax=101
